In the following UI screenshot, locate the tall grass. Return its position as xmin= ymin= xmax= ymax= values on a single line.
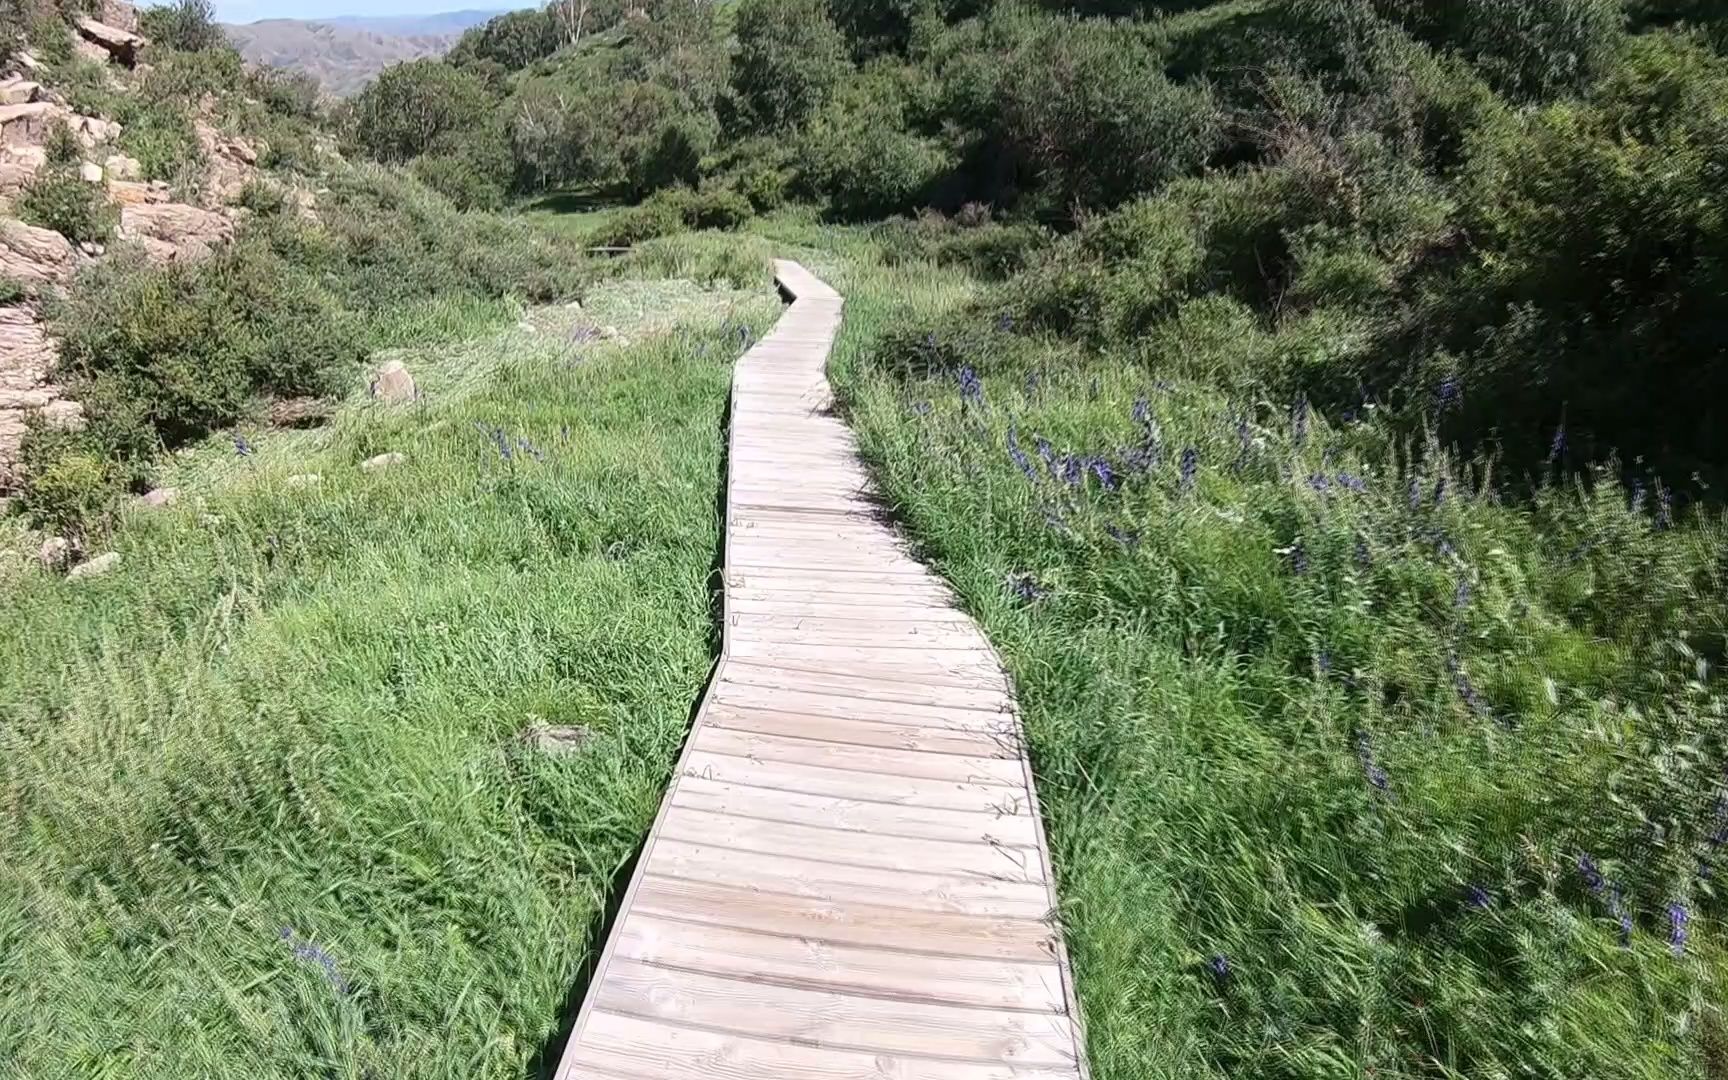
xmin=725 ymin=224 xmax=1728 ymax=1079
xmin=0 ymin=283 xmax=779 ymax=1077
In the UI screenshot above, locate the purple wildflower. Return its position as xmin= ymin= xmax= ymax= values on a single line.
xmin=996 ymin=312 xmax=1015 ymax=332
xmin=958 ymin=366 xmax=985 ymax=408
xmin=1354 ymin=534 xmax=1372 ymax=568
xmin=1091 ymin=457 xmax=1119 ymax=491
xmin=1548 ymin=424 xmax=1566 ymax=464
xmin=1025 ymin=370 xmax=1041 ymax=399
xmin=1035 ymin=436 xmax=1056 ymax=471
xmin=1105 ymin=524 xmax=1140 ymax=548
xmin=1180 ymin=447 xmax=1200 ymax=493
xmin=1307 ymin=472 xmax=1331 ymax=494
xmin=1206 ymin=954 xmax=1231 ymax=980
xmin=1060 ymin=455 xmax=1084 ymax=488
xmin=1611 ymin=886 xmax=1632 ymax=947
xmin=1669 ymin=902 xmax=1689 ymax=956
xmin=1121 ymin=445 xmax=1158 ymax=472
xmin=1433 ymin=476 xmax=1448 ymax=507
xmin=1132 ymin=395 xmax=1151 ymax=426
xmin=1291 ymin=396 xmax=1309 ymax=448
xmin=1355 ymin=732 xmax=1391 ymax=795
xmin=233 ymin=435 xmax=253 ymax=457
xmin=1407 ymin=477 xmax=1422 ymax=510
xmin=1447 ymin=652 xmax=1489 ymax=717
xmin=280 ymin=928 xmax=350 ymax=994
xmin=1287 ymin=540 xmax=1309 ymax=576
xmin=1436 ymin=375 xmax=1462 ymax=412
xmin=492 ymin=428 xmax=513 ymax=460
xmin=1630 ymin=479 xmax=1647 ymax=516
xmin=1317 ymin=651 xmax=1332 ymax=673
xmin=1008 ymin=573 xmax=1045 ymax=603
xmin=1336 ymin=473 xmax=1367 ymax=493
xmin=1454 ymin=577 xmax=1472 ymax=610
xmin=1465 ymin=884 xmax=1492 ymax=910
xmin=1577 ymin=853 xmax=1606 ymax=895
xmin=1007 ymin=426 xmax=1035 ymax=480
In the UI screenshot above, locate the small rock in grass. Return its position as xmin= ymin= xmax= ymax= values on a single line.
xmin=564 ymin=299 xmax=582 ymax=311
xmin=598 ymin=325 xmax=620 ymax=340
xmin=67 ymin=551 xmax=119 ymax=579
xmin=517 ymin=320 xmax=537 ymax=333
xmin=285 ymin=472 xmax=321 ymax=488
xmin=38 ymin=535 xmax=72 ymax=570
xmin=368 ymin=359 xmax=415 ymax=405
xmin=137 ymin=487 xmax=178 ymax=509
xmin=361 ymin=452 xmax=404 ymax=472
xmin=78 ymin=240 xmax=104 ymax=256
xmin=523 ymin=723 xmax=593 ymax=755
xmin=79 ymin=161 xmax=102 ymax=184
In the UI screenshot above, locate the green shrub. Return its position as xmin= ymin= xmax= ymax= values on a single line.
xmin=732 ymin=163 xmax=790 ymax=211
xmin=796 ymin=71 xmax=956 ymax=218
xmin=117 ymin=99 xmax=202 ymax=183
xmin=138 ymin=0 xmax=224 ymax=53
xmin=42 ymin=119 xmax=80 ymax=168
xmin=248 ymin=65 xmax=321 ymax=120
xmin=732 ymin=0 xmax=850 ymax=130
xmin=18 ymin=171 xmax=116 ymax=244
xmin=587 ymin=186 xmax=755 ymax=246
xmin=234 ymin=178 xmax=289 ymax=215
xmin=1370 ymin=0 xmax=1626 ymax=101
xmin=0 ymin=276 xmax=28 ymax=305
xmin=351 ymin=59 xmax=493 ymax=163
xmin=992 ymin=16 xmax=1223 ymax=212
xmin=140 ymin=40 xmax=246 ymax=101
xmin=16 ymin=433 xmax=122 ymax=536
xmin=681 ymin=187 xmax=753 ymax=230
xmin=446 ymin=7 xmax=560 ymax=70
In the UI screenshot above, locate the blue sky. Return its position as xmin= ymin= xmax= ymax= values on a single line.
xmin=212 ymin=0 xmax=485 ymax=23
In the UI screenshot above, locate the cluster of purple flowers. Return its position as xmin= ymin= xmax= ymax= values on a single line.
xmin=1578 ymin=854 xmax=1633 ymax=947
xmin=1007 ymin=572 xmax=1046 ymax=603
xmin=280 ymin=927 xmax=350 ymax=994
xmin=1355 ymin=731 xmax=1392 ymax=796
xmin=958 ymin=365 xmax=986 ymax=409
xmin=1291 ymin=396 xmax=1309 ymax=449
xmin=1446 ymin=652 xmax=1490 ymax=718
xmin=1179 ymin=448 xmax=1200 ymax=493
xmin=1465 ymin=884 xmax=1492 ymax=910
xmin=1436 ymin=375 xmax=1463 ymax=412
xmin=233 ymin=434 xmax=254 ymax=457
xmin=477 ymin=424 xmax=545 ymax=462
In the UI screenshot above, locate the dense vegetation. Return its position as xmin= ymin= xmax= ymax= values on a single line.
xmin=1 ymin=278 xmax=778 ymax=1075
xmin=371 ymin=0 xmax=1728 ymax=493
xmin=343 ymin=0 xmax=1728 ymax=1073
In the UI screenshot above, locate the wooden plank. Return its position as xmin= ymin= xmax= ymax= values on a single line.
xmin=566 ymin=1012 xmax=1082 ymax=1080
xmin=556 ymin=261 xmax=1089 ymax=1080
xmin=595 ymin=960 xmax=1082 ymax=1066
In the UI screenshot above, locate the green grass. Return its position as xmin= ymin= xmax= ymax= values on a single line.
xmin=0 ymin=277 xmax=780 ymax=1077
xmin=665 ymin=220 xmax=1728 ymax=1079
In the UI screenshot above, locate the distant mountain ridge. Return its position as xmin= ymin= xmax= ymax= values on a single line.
xmin=221 ymin=9 xmax=520 ymax=97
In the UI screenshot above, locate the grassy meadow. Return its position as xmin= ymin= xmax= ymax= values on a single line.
xmin=636 ymin=218 xmax=1727 ymax=1079
xmin=0 ymin=276 xmax=779 ymax=1078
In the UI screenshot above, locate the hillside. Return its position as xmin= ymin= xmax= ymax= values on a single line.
xmin=221 ymin=17 xmax=470 ymax=97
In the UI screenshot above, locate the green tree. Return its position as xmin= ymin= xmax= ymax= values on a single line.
xmin=351 ymin=59 xmax=491 ymax=163
xmin=139 ymin=0 xmax=225 ymax=54
xmin=448 ymin=8 xmax=561 ymax=70
xmin=732 ymin=0 xmax=850 ymax=131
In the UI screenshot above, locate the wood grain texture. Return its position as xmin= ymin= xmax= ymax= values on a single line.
xmin=554 ymin=261 xmax=1089 ymax=1080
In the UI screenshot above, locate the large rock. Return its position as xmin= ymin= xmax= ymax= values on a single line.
xmin=101 ymin=0 xmax=140 ymax=33
xmin=103 ymin=153 xmax=141 ymax=180
xmin=194 ymin=121 xmax=261 ymax=207
xmin=0 ymin=102 xmax=69 ymax=147
xmin=75 ymin=18 xmax=146 ymax=67
xmin=0 ymin=147 xmax=45 ymax=199
xmin=369 ymin=359 xmax=416 ymax=404
xmin=137 ymin=487 xmax=179 ymax=509
xmin=108 ymin=179 xmax=168 ymax=206
xmin=0 ymin=302 xmax=76 ymax=490
xmin=119 ymin=202 xmax=233 ymax=264
xmin=67 ymin=551 xmax=120 ymax=579
xmin=0 ymin=220 xmax=76 ymax=286
xmin=361 ymin=452 xmax=404 ymax=473
xmin=38 ymin=536 xmax=72 ymax=570
xmin=0 ymin=79 xmax=41 ymax=106
xmin=79 ymin=161 xmax=103 ymax=184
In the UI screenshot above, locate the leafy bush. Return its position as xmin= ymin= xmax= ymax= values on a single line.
xmin=18 ymin=171 xmax=116 ymax=244
xmin=587 ymin=186 xmax=754 ymax=247
xmin=139 ymin=0 xmax=225 ymax=54
xmin=16 ymin=432 xmax=122 ymax=536
xmin=992 ymin=17 xmax=1223 ymax=212
xmin=351 ymin=59 xmax=492 ymax=163
xmin=1371 ymin=0 xmax=1626 ymax=101
xmin=248 ymin=66 xmax=322 ymax=121
xmin=732 ymin=0 xmax=850 ymax=131
xmin=795 ymin=70 xmax=956 ymax=218
xmin=447 ymin=7 xmax=561 ymax=70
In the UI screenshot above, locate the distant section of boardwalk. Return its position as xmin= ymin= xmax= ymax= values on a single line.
xmin=555 ymin=261 xmax=1089 ymax=1080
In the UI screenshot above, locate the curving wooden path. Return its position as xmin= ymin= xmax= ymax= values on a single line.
xmin=555 ymin=261 xmax=1089 ymax=1080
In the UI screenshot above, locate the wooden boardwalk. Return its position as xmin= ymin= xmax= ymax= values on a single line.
xmin=555 ymin=261 xmax=1089 ymax=1080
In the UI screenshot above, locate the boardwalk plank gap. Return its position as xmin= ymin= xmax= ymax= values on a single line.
xmin=555 ymin=262 xmax=1089 ymax=1080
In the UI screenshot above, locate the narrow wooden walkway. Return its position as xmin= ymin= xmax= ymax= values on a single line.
xmin=555 ymin=261 xmax=1089 ymax=1080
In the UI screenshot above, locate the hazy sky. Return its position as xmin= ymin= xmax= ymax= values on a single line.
xmin=211 ymin=0 xmax=485 ymax=23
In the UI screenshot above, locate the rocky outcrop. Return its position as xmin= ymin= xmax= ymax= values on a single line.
xmin=369 ymin=359 xmax=416 ymax=404
xmin=0 ymin=145 xmax=45 ymax=201
xmin=194 ymin=120 xmax=261 ymax=207
xmin=0 ymin=220 xmax=77 ymax=286
xmin=75 ymin=18 xmax=146 ymax=68
xmin=119 ymin=201 xmax=233 ymax=264
xmin=0 ymin=79 xmax=41 ymax=106
xmin=107 ymin=178 xmax=169 ymax=206
xmin=0 ymin=102 xmax=64 ymax=147
xmin=0 ymin=303 xmax=81 ymax=489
